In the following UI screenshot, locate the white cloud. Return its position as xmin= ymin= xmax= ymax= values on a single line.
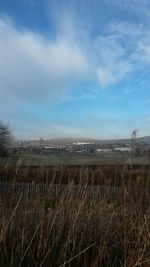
xmin=107 ymin=0 xmax=150 ymax=15
xmin=97 ymin=61 xmax=132 ymax=87
xmin=136 ymin=42 xmax=150 ymax=64
xmin=94 ymin=36 xmax=132 ymax=86
xmin=1 ymin=14 xmax=150 ymax=138
xmin=109 ymin=21 xmax=144 ymax=41
xmin=0 ymin=15 xmax=147 ymax=111
xmin=0 ymin=17 xmax=88 ymax=104
xmin=0 ymin=15 xmax=136 ymax=107
xmin=107 ymin=19 xmax=150 ymax=69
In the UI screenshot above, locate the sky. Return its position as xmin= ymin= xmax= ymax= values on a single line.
xmin=0 ymin=0 xmax=150 ymax=140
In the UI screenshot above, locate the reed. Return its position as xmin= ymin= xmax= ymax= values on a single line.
xmin=0 ymin=163 xmax=149 ymax=266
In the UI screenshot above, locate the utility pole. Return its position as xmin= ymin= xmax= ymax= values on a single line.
xmin=131 ymin=129 xmax=137 ymax=155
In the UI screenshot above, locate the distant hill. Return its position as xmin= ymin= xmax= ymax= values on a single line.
xmin=94 ymin=136 xmax=150 ymax=145
xmin=136 ymin=136 xmax=150 ymax=144
xmin=13 ymin=136 xmax=150 ymax=146
xmin=45 ymin=136 xmax=150 ymax=145
xmin=100 ymin=136 xmax=150 ymax=145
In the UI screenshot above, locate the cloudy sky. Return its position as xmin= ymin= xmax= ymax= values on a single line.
xmin=0 ymin=0 xmax=150 ymax=139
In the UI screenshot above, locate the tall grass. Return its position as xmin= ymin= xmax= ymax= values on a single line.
xmin=0 ymin=163 xmax=149 ymax=266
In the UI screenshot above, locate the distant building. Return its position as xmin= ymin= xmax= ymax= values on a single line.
xmin=73 ymin=142 xmax=94 ymax=145
xmin=96 ymin=148 xmax=112 ymax=153
xmin=44 ymin=146 xmax=53 ymax=150
xmin=114 ymin=147 xmax=131 ymax=152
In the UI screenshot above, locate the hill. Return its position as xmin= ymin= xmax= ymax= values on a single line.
xmin=13 ymin=136 xmax=150 ymax=146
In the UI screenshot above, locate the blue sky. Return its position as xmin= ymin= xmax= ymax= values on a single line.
xmin=0 ymin=0 xmax=150 ymax=139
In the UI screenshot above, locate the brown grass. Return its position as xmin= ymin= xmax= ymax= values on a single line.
xmin=0 ymin=163 xmax=149 ymax=266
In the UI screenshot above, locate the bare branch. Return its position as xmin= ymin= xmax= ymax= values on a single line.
xmin=0 ymin=120 xmax=12 ymax=156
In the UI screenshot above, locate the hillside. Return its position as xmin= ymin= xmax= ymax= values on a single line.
xmin=13 ymin=136 xmax=150 ymax=146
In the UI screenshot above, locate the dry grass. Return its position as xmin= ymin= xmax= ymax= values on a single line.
xmin=0 ymin=163 xmax=150 ymax=266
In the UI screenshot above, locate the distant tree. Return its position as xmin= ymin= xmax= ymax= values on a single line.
xmin=0 ymin=121 xmax=12 ymax=156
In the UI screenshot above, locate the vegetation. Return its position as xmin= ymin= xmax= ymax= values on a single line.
xmin=0 ymin=120 xmax=12 ymax=156
xmin=0 ymin=163 xmax=149 ymax=266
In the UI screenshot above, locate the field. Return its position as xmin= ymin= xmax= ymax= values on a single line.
xmin=0 ymin=159 xmax=150 ymax=266
xmin=1 ymin=151 xmax=150 ymax=166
